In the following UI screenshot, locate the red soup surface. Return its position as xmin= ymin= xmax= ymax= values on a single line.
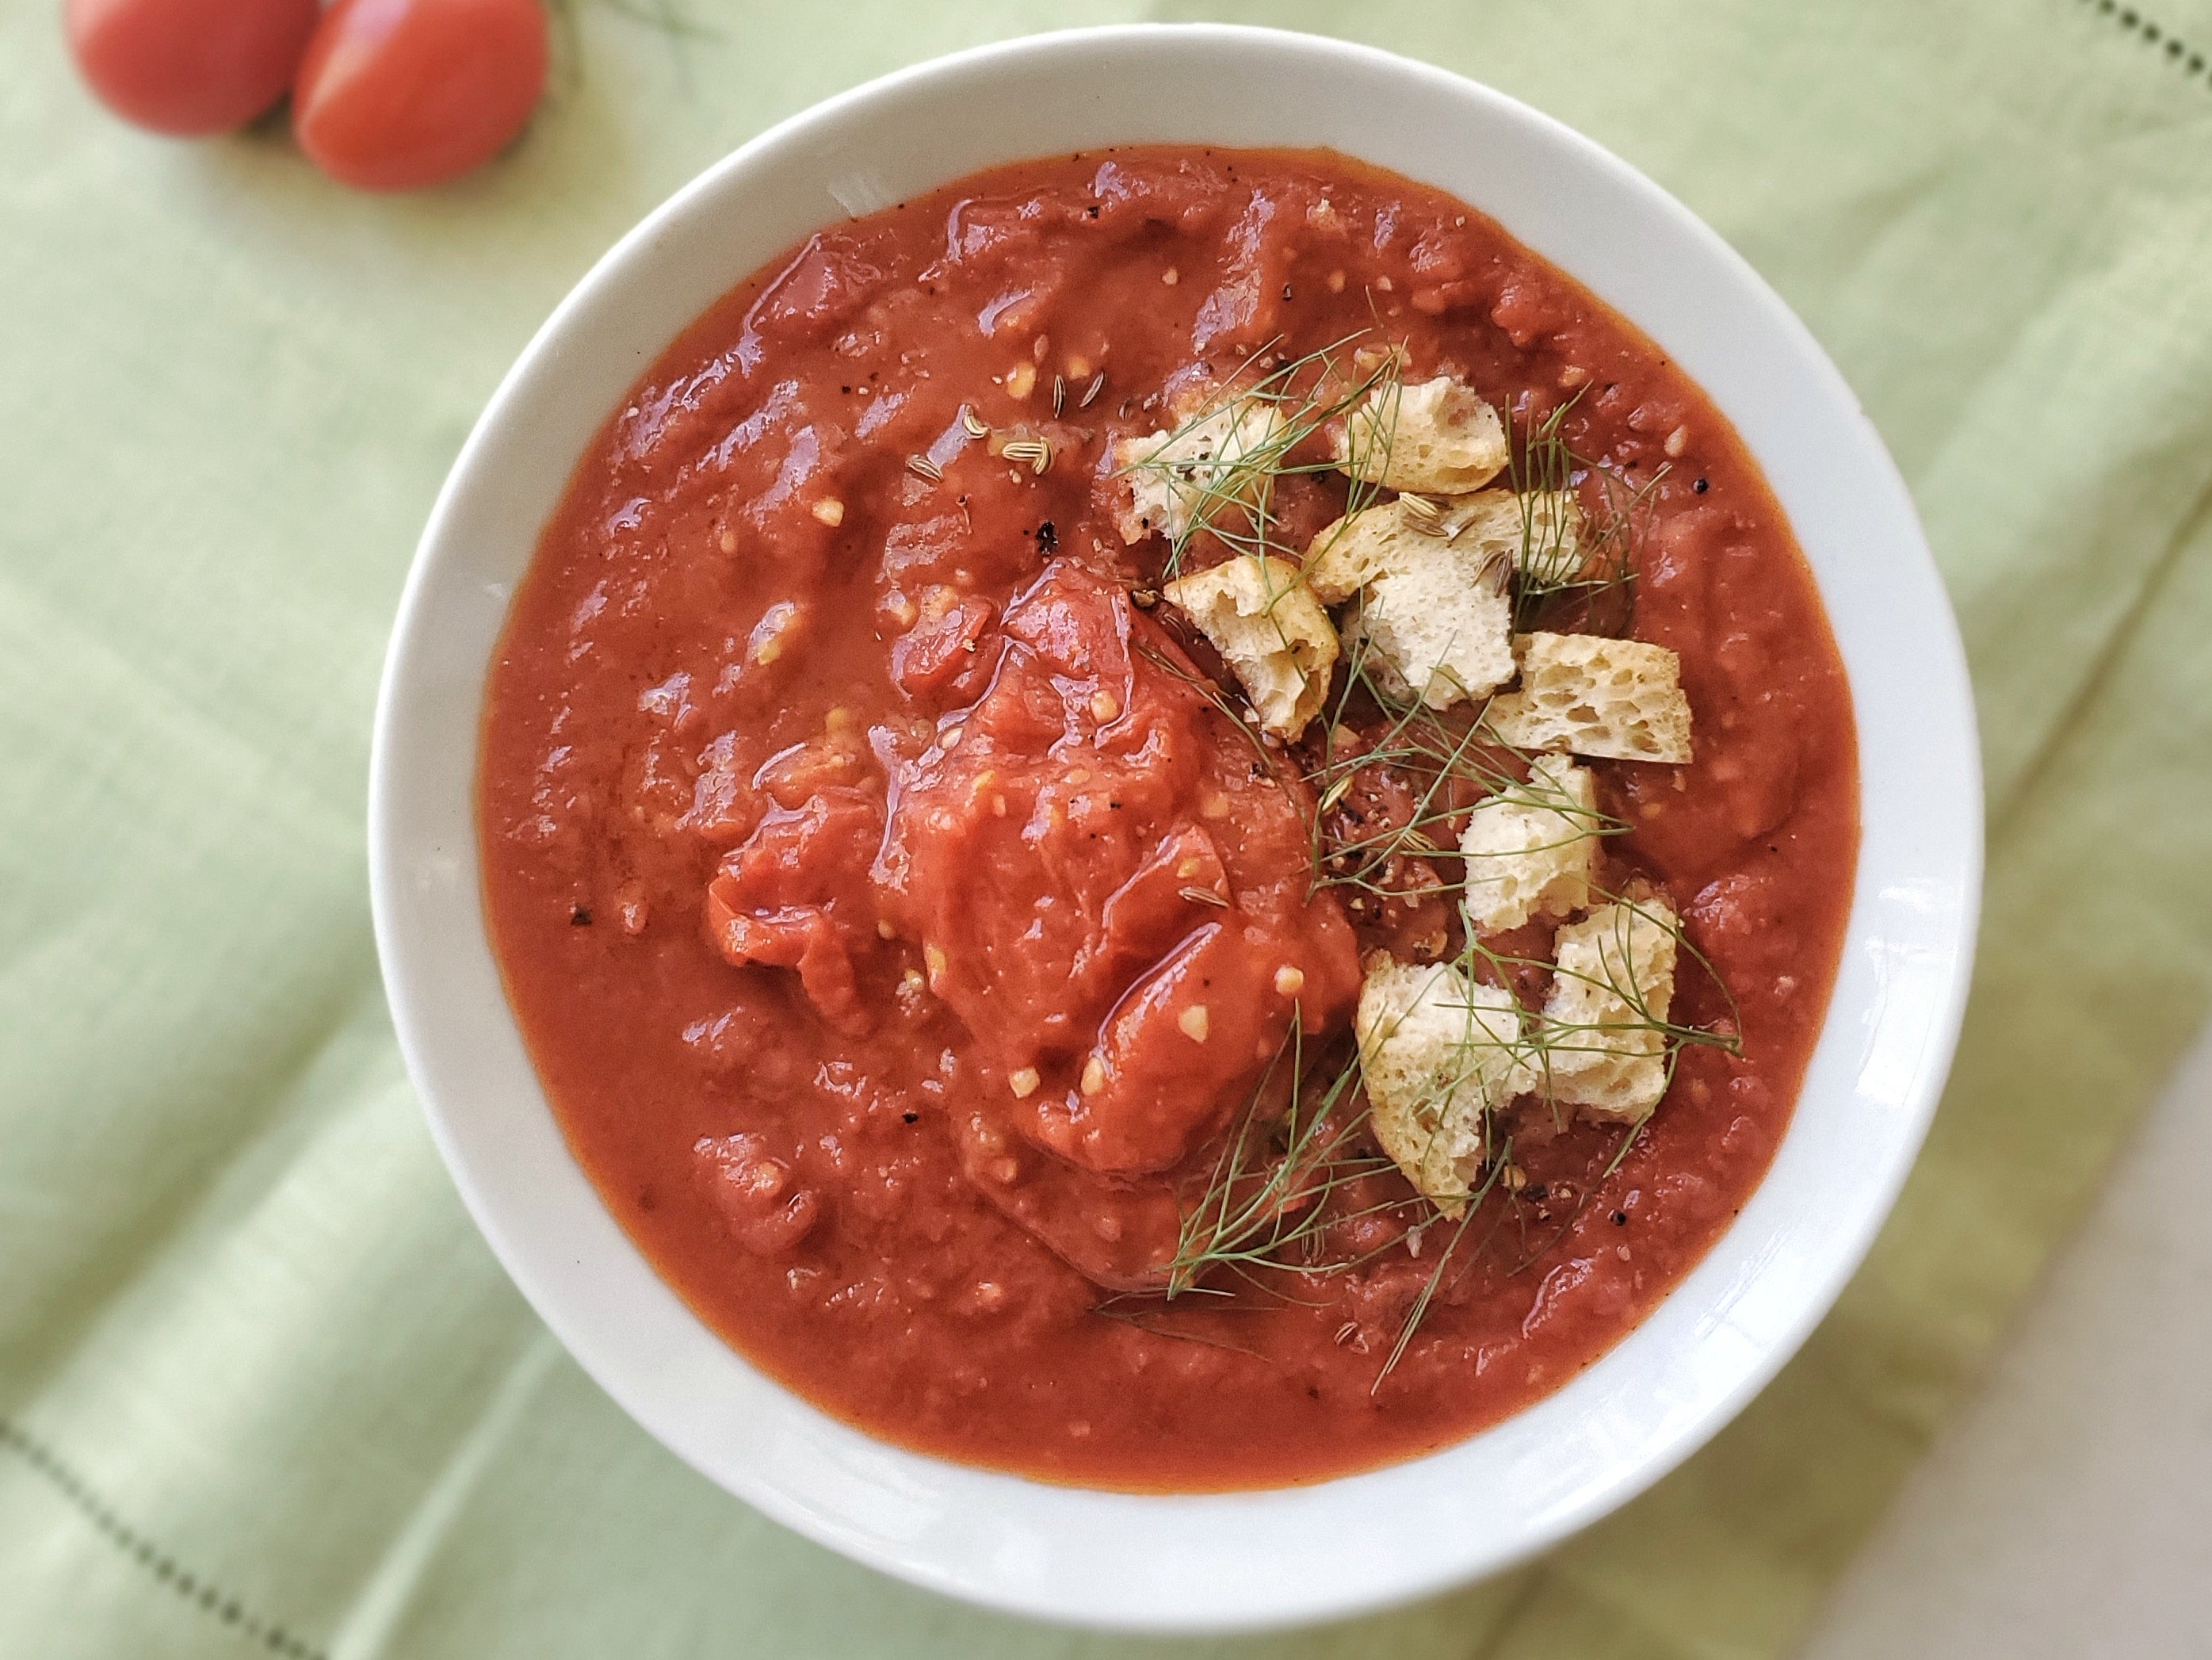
xmin=479 ymin=147 xmax=1858 ymax=1490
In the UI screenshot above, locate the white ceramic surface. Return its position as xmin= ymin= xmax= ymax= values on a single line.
xmin=368 ymin=25 xmax=1982 ymax=1634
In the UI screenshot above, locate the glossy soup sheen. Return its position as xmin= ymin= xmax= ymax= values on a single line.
xmin=479 ymin=147 xmax=1859 ymax=1490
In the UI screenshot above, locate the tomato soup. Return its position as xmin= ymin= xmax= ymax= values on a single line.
xmin=479 ymin=149 xmax=1857 ymax=1490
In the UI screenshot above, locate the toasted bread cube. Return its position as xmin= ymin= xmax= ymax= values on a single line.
xmin=1305 ymin=492 xmax=1581 ymax=712
xmin=1301 ymin=499 xmax=1398 ymax=608
xmin=1459 ymin=755 xmax=1601 ymax=934
xmin=1305 ymin=491 xmax=1584 ymax=603
xmin=1334 ymin=376 xmax=1509 ymax=495
xmin=1305 ymin=490 xmax=1571 ymax=602
xmin=1305 ymin=501 xmax=1511 ymax=712
xmin=1486 ymin=631 xmax=1693 ymax=763
xmin=1162 ymin=555 xmax=1338 ymax=738
xmin=1110 ymin=397 xmax=1285 ymax=545
xmin=1357 ymin=958 xmax=1534 ymax=1216
xmin=1496 ymin=489 xmax=1589 ymax=588
xmin=1345 ymin=569 xmax=1516 ymax=712
xmin=1539 ymin=897 xmax=1679 ymax=1123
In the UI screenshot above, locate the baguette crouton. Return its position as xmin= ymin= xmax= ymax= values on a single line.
xmin=1539 ymin=897 xmax=1679 ymax=1123
xmin=1459 ymin=754 xmax=1601 ymax=934
xmin=1356 ymin=957 xmax=1535 ymax=1216
xmin=1485 ymin=631 xmax=1693 ymax=763
xmin=1305 ymin=489 xmax=1580 ymax=603
xmin=1342 ymin=570 xmax=1516 ymax=713
xmin=1110 ymin=397 xmax=1285 ymax=545
xmin=1304 ymin=492 xmax=1574 ymax=710
xmin=1334 ymin=375 xmax=1508 ymax=495
xmin=1162 ymin=555 xmax=1337 ymax=739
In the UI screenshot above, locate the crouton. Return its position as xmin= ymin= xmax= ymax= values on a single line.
xmin=1345 ymin=583 xmax=1515 ymax=713
xmin=1539 ymin=897 xmax=1679 ymax=1123
xmin=1110 ymin=397 xmax=1284 ymax=545
xmin=1162 ymin=555 xmax=1338 ymax=738
xmin=1303 ymin=495 xmax=1516 ymax=710
xmin=1485 ymin=631 xmax=1693 ymax=763
xmin=1356 ymin=957 xmax=1534 ymax=1216
xmin=1334 ymin=376 xmax=1509 ymax=495
xmin=1492 ymin=489 xmax=1588 ymax=588
xmin=1459 ymin=754 xmax=1601 ymax=934
xmin=1305 ymin=489 xmax=1584 ymax=604
xmin=1301 ymin=500 xmax=1396 ymax=608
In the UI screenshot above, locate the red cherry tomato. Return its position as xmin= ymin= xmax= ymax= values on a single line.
xmin=65 ymin=0 xmax=319 ymax=137
xmin=292 ymin=0 xmax=550 ymax=192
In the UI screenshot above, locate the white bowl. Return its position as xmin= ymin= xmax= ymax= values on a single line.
xmin=369 ymin=23 xmax=1981 ymax=1634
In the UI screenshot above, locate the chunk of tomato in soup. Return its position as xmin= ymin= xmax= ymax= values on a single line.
xmin=876 ymin=561 xmax=1358 ymax=1176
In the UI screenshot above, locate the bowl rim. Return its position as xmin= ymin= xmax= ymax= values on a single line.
xmin=370 ymin=21 xmax=1982 ymax=1633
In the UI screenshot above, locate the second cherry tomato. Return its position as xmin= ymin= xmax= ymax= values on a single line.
xmin=292 ymin=0 xmax=550 ymax=193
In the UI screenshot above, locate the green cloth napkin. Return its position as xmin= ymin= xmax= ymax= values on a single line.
xmin=5 ymin=2 xmax=2210 ymax=1654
